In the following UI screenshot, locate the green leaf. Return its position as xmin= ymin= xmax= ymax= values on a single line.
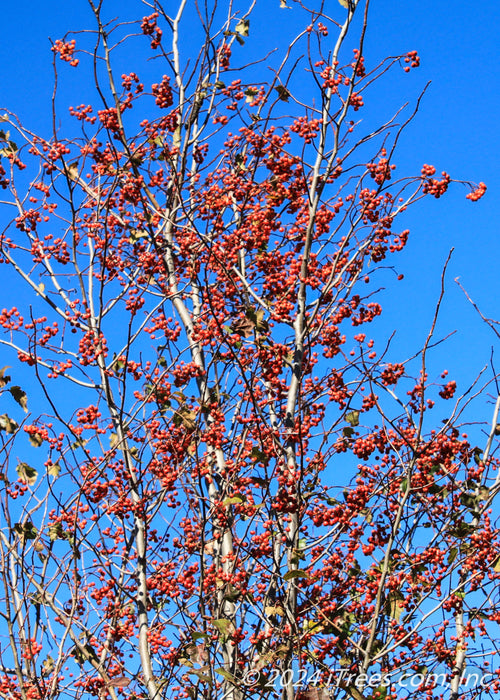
xmin=250 ymin=448 xmax=270 ymax=466
xmin=360 ymin=508 xmax=373 ymax=524
xmin=478 ymin=486 xmax=490 ymax=500
xmin=369 ymin=686 xmax=388 ymax=700
xmin=473 ymin=447 xmax=483 ymax=465
xmin=447 ymin=547 xmax=458 ymax=565
xmin=14 ymin=521 xmax=38 ymax=541
xmin=16 ymin=462 xmax=37 ymax=486
xmin=192 ymin=632 xmax=210 ymax=641
xmin=215 ymin=668 xmax=237 ymax=684
xmin=450 ymin=522 xmax=475 ymax=538
xmin=223 ymin=494 xmax=245 ymax=506
xmin=460 ymin=492 xmax=479 ymax=509
xmin=213 ymin=618 xmax=235 ymax=640
xmin=284 ymin=569 xmax=309 ymax=581
xmin=189 ymin=668 xmax=212 ymax=684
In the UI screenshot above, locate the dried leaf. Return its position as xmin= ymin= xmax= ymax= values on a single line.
xmin=173 ymin=407 xmax=197 ymax=430
xmin=48 ymin=522 xmax=65 ymax=541
xmin=41 ymin=655 xmax=55 ymax=676
xmin=297 ymin=689 xmax=330 ymax=700
xmin=128 ymin=229 xmax=149 ymax=243
xmin=28 ymin=431 xmax=44 ymax=447
xmin=244 ymin=88 xmax=259 ymax=103
xmin=230 ymin=316 xmax=254 ymax=338
xmin=265 ymin=604 xmax=284 ymax=617
xmin=14 ymin=521 xmax=38 ymax=542
xmin=186 ymin=643 xmax=209 ymax=664
xmin=274 ymin=85 xmax=290 ymax=101
xmin=386 ymin=591 xmax=405 ymax=621
xmin=10 ymin=386 xmax=28 ymax=412
xmin=0 ymin=366 xmax=11 ymax=388
xmin=106 ymin=676 xmax=130 ymax=688
xmin=345 ymin=410 xmax=359 ymax=427
xmin=47 ymin=462 xmax=61 ymax=478
xmin=0 ymin=413 xmax=18 ymax=434
xmin=67 ymin=162 xmax=80 ymax=181
xmin=235 ymin=19 xmax=250 ymax=37
xmin=16 ymin=462 xmax=38 ymax=486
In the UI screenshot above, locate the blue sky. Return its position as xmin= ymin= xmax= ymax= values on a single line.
xmin=0 ymin=0 xmax=498 ymax=425
xmin=0 ymin=2 xmax=497 ymax=688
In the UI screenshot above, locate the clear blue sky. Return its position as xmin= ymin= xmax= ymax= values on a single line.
xmin=1 ymin=0 xmax=498 ymax=424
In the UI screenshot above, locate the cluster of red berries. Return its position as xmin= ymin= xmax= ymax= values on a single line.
xmin=352 ymin=49 xmax=366 ymax=77
xmin=403 ymin=50 xmax=420 ymax=72
xmin=52 ymin=39 xmax=79 ymax=67
xmin=349 ymin=92 xmax=364 ymax=111
xmin=68 ymin=104 xmax=96 ymax=124
xmin=121 ymin=72 xmax=143 ymax=92
xmin=21 ymin=637 xmax=43 ymax=661
xmin=98 ymin=107 xmax=120 ymax=132
xmin=78 ymin=330 xmax=108 ymax=366
xmin=218 ymin=43 xmax=232 ymax=69
xmin=0 ymin=163 xmax=8 ymax=189
xmin=439 ymin=380 xmax=457 ymax=399
xmin=380 ymin=363 xmax=405 ymax=386
xmin=466 ymin=182 xmax=487 ymax=201
xmin=290 ymin=116 xmax=322 ymax=143
xmin=423 ymin=170 xmax=450 ymax=198
xmin=367 ymin=157 xmax=395 ymax=185
xmin=152 ymin=75 xmax=174 ymax=109
xmin=141 ymin=12 xmax=162 ymax=49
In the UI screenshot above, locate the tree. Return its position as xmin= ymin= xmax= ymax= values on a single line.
xmin=0 ymin=1 xmax=494 ymax=699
